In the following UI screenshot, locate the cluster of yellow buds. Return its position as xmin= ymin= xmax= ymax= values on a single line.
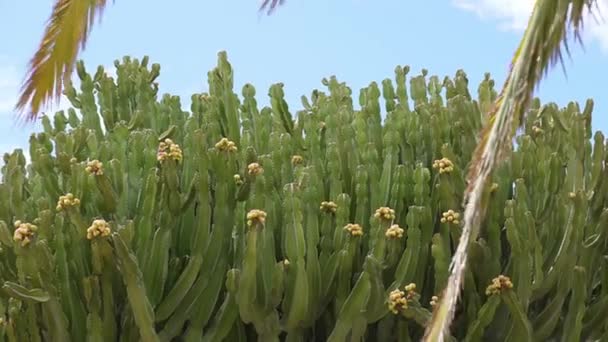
xmin=374 ymin=207 xmax=395 ymax=222
xmin=531 ymin=124 xmax=544 ymax=135
xmin=387 ymin=283 xmax=418 ymax=314
xmin=56 ymin=193 xmax=81 ymax=211
xmin=388 ymin=289 xmax=407 ymax=314
xmin=13 ymin=221 xmax=37 ymax=247
xmin=432 ymin=157 xmax=454 ymax=174
xmin=246 ymin=209 xmax=267 ymax=227
xmin=490 ymin=182 xmax=499 ymax=193
xmin=320 ymin=201 xmax=338 ymax=214
xmin=86 ymin=219 xmax=112 ymax=240
xmin=440 ymin=209 xmax=460 ymax=225
xmin=485 ymin=275 xmax=513 ymax=296
xmin=157 ymin=139 xmax=183 ymax=162
xmin=234 ymin=174 xmax=244 ymax=185
xmin=430 ymin=295 xmax=439 ymax=307
xmin=385 ymin=224 xmax=405 ymax=239
xmin=291 ymin=155 xmax=304 ymax=166
xmin=85 ymin=159 xmax=104 ymax=176
xmin=247 ymin=162 xmax=263 ymax=176
xmin=215 ymin=137 xmax=238 ymax=153
xmin=343 ymin=223 xmax=363 ymax=237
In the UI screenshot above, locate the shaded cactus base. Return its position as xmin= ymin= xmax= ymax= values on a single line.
xmin=0 ymin=52 xmax=606 ymax=342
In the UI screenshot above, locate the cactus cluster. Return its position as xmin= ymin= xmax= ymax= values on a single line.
xmin=0 ymin=51 xmax=606 ymax=341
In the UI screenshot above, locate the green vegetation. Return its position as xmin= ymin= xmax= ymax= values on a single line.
xmin=0 ymin=52 xmax=606 ymax=341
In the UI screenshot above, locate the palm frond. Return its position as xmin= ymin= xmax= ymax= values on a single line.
xmin=423 ymin=0 xmax=599 ymax=340
xmin=259 ymin=0 xmax=286 ymax=15
xmin=14 ymin=0 xmax=108 ymax=121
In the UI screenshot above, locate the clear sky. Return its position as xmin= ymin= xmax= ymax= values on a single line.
xmin=1 ymin=0 xmax=607 ymax=159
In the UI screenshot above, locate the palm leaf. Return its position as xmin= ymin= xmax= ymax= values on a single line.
xmin=423 ymin=0 xmax=599 ymax=340
xmin=14 ymin=0 xmax=109 ymax=121
xmin=259 ymin=0 xmax=286 ymax=15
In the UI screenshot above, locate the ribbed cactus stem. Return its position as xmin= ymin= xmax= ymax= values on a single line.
xmin=0 ymin=51 xmax=605 ymax=342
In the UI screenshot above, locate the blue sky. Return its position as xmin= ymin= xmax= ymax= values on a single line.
xmin=1 ymin=0 xmax=607 ymax=160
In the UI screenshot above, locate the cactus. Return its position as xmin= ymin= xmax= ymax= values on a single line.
xmin=0 ymin=51 xmax=606 ymax=341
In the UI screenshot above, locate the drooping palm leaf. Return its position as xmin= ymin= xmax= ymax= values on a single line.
xmin=423 ymin=0 xmax=599 ymax=340
xmin=259 ymin=0 xmax=286 ymax=15
xmin=14 ymin=0 xmax=108 ymax=121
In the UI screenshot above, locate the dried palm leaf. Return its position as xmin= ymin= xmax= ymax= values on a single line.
xmin=423 ymin=0 xmax=600 ymax=340
xmin=14 ymin=0 xmax=109 ymax=121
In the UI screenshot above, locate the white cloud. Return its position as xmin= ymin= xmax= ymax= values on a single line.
xmin=452 ymin=0 xmax=608 ymax=53
xmin=587 ymin=2 xmax=608 ymax=52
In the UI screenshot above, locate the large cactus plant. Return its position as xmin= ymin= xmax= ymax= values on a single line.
xmin=0 ymin=52 xmax=606 ymax=341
